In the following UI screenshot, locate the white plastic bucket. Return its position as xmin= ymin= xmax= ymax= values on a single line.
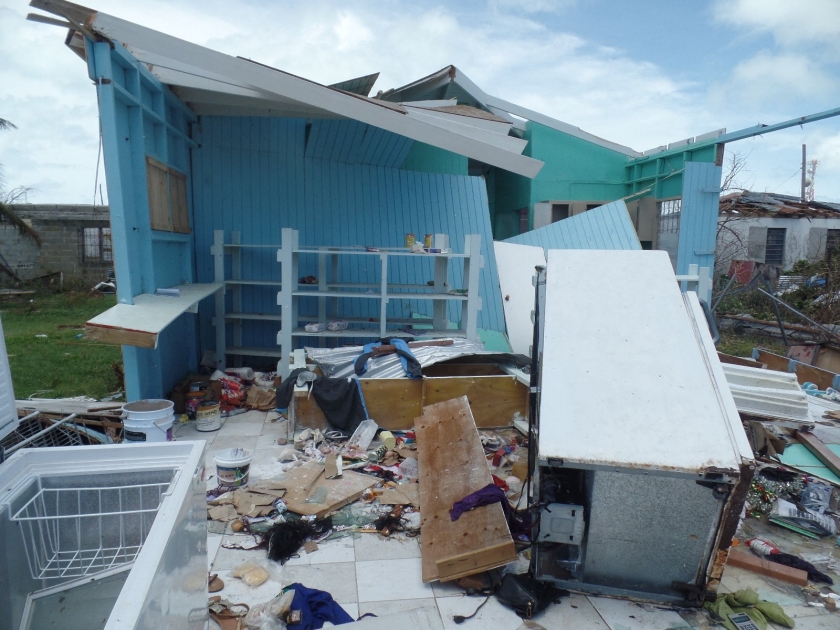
xmin=122 ymin=399 xmax=175 ymax=443
xmin=196 ymin=401 xmax=221 ymax=432
xmin=214 ymin=448 xmax=252 ymax=488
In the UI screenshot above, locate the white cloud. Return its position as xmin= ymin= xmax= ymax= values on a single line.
xmin=714 ymin=0 xmax=840 ymax=50
xmin=2 ymin=0 xmax=838 ymax=203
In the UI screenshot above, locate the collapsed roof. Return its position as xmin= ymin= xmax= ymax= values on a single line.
xmin=720 ymin=191 xmax=840 ymax=218
xmin=29 ymin=0 xmax=542 ymax=178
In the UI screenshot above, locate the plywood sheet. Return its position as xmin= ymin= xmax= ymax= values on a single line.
xmin=361 ymin=379 xmax=423 ymax=429
xmin=275 ymin=464 xmax=377 ymax=519
xmin=753 ymin=349 xmax=791 ymax=373
xmin=424 ymin=376 xmax=527 ymax=428
xmin=493 ymin=240 xmax=545 ymax=356
xmin=85 ymin=283 xmax=222 ymax=348
xmin=416 ymin=396 xmax=516 ymax=583
xmin=794 ymin=362 xmax=836 ymax=392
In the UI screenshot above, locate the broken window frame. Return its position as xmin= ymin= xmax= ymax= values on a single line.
xmin=146 ymin=156 xmax=191 ymax=234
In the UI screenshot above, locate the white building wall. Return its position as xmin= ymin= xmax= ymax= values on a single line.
xmin=716 ymin=216 xmax=840 ymax=273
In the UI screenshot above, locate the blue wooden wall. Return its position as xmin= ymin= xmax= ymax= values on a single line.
xmin=676 ymin=162 xmax=722 ymax=280
xmin=191 ymin=116 xmax=505 ymax=357
xmin=503 ymin=200 xmax=641 ymax=251
xmin=88 ymin=41 xmax=199 ymax=400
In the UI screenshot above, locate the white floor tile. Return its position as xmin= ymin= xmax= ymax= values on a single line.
xmin=212 ymin=544 xmax=267 ymax=571
xmin=356 ymin=558 xmax=435 ymax=603
xmin=531 ymin=593 xmax=610 ymax=629
xmin=435 ymin=595 xmax=522 ymax=630
xmin=211 ymin=568 xmax=286 ymax=611
xmin=588 ymin=596 xmax=693 ymax=629
xmin=358 ymin=597 xmax=438 ymax=618
xmin=218 ymin=420 xmax=264 ymax=437
xmin=354 ymin=534 xmax=421 ymax=561
xmin=784 ymin=613 xmax=839 ymax=629
xmin=283 ymin=538 xmax=356 ymax=566
xmin=430 ymin=580 xmax=464 ymax=598
xmin=340 ymin=602 xmax=360 ymax=622
xmin=284 ymin=562 xmax=358 ymax=604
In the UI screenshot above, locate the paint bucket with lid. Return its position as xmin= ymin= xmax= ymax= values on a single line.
xmin=122 ymin=399 xmax=175 ymax=443
xmin=214 ymin=447 xmax=253 ymax=488
xmin=196 ymin=401 xmax=221 ymax=432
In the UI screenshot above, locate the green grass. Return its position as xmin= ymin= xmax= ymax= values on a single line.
xmin=0 ymin=291 xmax=123 ymax=399
xmin=717 ymin=332 xmax=787 ymax=359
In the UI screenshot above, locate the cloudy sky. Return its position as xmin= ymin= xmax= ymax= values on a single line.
xmin=1 ymin=0 xmax=840 ymax=203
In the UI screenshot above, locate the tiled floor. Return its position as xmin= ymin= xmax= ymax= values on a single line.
xmin=180 ymin=411 xmax=836 ymax=630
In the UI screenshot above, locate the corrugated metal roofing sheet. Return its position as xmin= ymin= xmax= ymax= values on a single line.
xmin=328 ymin=72 xmax=380 ymax=97
xmin=502 ymin=200 xmax=641 ymax=251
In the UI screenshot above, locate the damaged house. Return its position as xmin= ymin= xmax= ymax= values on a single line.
xmin=2 ymin=3 xmax=839 ymax=630
xmin=717 ymin=191 xmax=840 ymax=273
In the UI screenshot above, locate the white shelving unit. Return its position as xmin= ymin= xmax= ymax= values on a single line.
xmin=212 ymin=228 xmax=482 ymax=376
xmin=212 ymin=230 xmax=285 ymax=369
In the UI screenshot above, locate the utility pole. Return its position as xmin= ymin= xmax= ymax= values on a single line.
xmin=801 ymin=144 xmax=807 ymax=201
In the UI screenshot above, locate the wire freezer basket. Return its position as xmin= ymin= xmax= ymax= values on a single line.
xmin=10 ymin=477 xmax=173 ymax=580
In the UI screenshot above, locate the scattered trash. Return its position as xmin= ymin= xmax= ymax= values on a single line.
xmin=231 ymin=560 xmax=271 ymax=587
xmin=215 ymin=447 xmax=254 ymax=488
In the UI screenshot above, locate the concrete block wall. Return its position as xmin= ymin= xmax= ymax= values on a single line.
xmin=0 ymin=205 xmax=111 ymax=285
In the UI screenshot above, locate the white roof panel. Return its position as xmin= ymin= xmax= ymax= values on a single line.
xmin=538 ymin=250 xmax=749 ymax=473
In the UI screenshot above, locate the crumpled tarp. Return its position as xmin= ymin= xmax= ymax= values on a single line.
xmin=306 ymin=338 xmax=513 ymax=379
xmin=704 ymin=589 xmax=794 ymax=630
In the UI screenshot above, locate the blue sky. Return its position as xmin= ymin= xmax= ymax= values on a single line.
xmin=1 ymin=0 xmax=839 ymax=202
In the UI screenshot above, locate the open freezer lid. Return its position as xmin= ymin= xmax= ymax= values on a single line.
xmin=0 ymin=316 xmax=20 ymax=443
xmin=537 ymin=250 xmax=751 ymax=474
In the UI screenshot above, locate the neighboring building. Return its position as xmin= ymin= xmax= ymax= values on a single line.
xmin=716 ymin=192 xmax=840 ymax=273
xmin=0 ymin=205 xmax=111 ymax=285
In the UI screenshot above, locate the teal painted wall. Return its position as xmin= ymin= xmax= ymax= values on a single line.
xmin=626 ymin=144 xmax=718 ymax=200
xmin=401 ymin=141 xmax=468 ymax=175
xmin=492 ymin=167 xmax=531 ymax=239
xmin=527 ymin=122 xmax=629 ymax=204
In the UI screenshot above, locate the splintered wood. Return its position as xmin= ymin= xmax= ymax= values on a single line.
xmin=416 ymin=396 xmax=517 ymax=583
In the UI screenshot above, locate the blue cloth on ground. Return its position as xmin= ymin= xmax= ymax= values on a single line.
xmin=287 ymin=582 xmax=354 ymax=629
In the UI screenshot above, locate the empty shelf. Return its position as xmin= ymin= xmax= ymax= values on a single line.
xmin=225 ymin=346 xmax=285 ymax=357
xmin=225 ymin=313 xmax=283 ymax=321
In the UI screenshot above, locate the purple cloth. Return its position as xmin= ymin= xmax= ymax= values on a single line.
xmin=449 ymin=483 xmax=529 ymax=536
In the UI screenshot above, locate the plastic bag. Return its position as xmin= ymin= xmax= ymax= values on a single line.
xmin=244 ymin=591 xmax=294 ymax=630
xmin=231 ymin=559 xmax=284 ymax=587
xmin=398 ymin=457 xmax=419 ymax=479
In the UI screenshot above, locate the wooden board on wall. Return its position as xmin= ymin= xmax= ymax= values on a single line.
xmin=361 ymin=378 xmax=424 ymax=429
xmin=717 ymin=352 xmax=765 ymax=369
xmin=753 ymin=349 xmax=791 ymax=373
xmin=794 ymin=362 xmax=835 ymax=392
xmin=293 ymin=374 xmax=528 ymax=430
xmin=146 ymin=156 xmax=172 ymax=231
xmin=424 ymin=375 xmax=528 ymax=428
xmin=416 ymin=396 xmax=516 ymax=582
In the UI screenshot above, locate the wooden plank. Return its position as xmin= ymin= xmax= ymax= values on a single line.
xmin=435 ymin=540 xmax=516 ymax=582
xmin=169 ymin=168 xmax=191 ymax=234
xmin=424 ymin=376 xmax=528 ymax=428
xmin=787 ymin=344 xmax=818 ymax=366
xmin=422 ymin=363 xmax=506 ymax=377
xmin=726 ymin=549 xmax=808 ymax=586
xmin=796 ymin=430 xmax=840 ymax=478
xmin=146 ymin=156 xmax=172 ymax=231
xmin=794 ymin=362 xmax=835 ymax=392
xmin=753 ymin=349 xmax=791 ymax=373
xmin=85 ymin=324 xmax=157 ymax=348
xmin=416 ymin=396 xmax=516 ymax=583
xmin=294 ymin=375 xmax=526 ymax=430
xmin=275 ymin=464 xmax=376 ymax=519
xmin=16 ymin=399 xmax=124 ymax=414
xmin=86 ymin=283 xmax=223 ymax=349
xmin=717 ymin=352 xmax=765 ymax=369
xmin=361 ymin=379 xmax=423 ymax=429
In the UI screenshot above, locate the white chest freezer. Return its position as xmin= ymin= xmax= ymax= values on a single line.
xmin=0 ymin=441 xmax=207 ymax=630
xmin=533 ymin=250 xmax=754 ymax=605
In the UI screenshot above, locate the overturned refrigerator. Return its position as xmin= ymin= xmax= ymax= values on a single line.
xmin=532 ymin=250 xmax=754 ymax=605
